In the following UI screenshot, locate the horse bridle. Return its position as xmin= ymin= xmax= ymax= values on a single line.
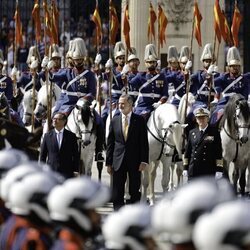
xmin=147 ymin=110 xmax=178 ymax=160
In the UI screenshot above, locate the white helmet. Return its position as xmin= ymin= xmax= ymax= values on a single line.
xmin=200 ymin=43 xmax=214 ymax=62
xmin=179 ymin=46 xmax=190 ymax=63
xmin=8 ymin=171 xmax=60 ymax=224
xmin=26 ymin=46 xmax=40 ymax=65
xmin=193 ymin=200 xmax=250 ymax=250
xmin=152 ymin=177 xmax=235 ymax=245
xmin=0 ymin=149 xmax=29 ymax=180
xmin=128 ymin=47 xmax=139 ymax=62
xmin=167 ymin=46 xmax=179 ymax=63
xmin=72 ymin=38 xmax=88 ymax=59
xmin=144 ymin=44 xmax=158 ymax=62
xmin=227 ymin=46 xmax=241 ymax=66
xmin=47 ymin=176 xmax=110 ymax=234
xmin=103 ymin=204 xmax=154 ymax=250
xmin=49 ymin=44 xmax=61 ymax=59
xmin=114 ymin=41 xmax=125 ymax=59
xmin=66 ymin=39 xmax=75 ymax=59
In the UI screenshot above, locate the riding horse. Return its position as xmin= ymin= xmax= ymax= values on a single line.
xmin=66 ymin=98 xmax=97 ymax=176
xmin=141 ymin=103 xmax=187 ymax=205
xmin=219 ymin=94 xmax=250 ymax=195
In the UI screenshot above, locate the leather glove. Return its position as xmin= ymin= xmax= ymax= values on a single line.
xmin=207 ymin=64 xmax=217 ymax=75
xmin=185 ymin=60 xmax=192 ymax=71
xmin=152 ymin=102 xmax=161 ymax=109
xmin=121 ymin=64 xmax=130 ymax=75
xmin=215 ymin=172 xmax=223 ymax=180
xmin=182 ymin=170 xmax=188 ymax=177
xmin=41 ymin=56 xmax=49 ymax=68
xmin=94 ymin=53 xmax=102 ymax=64
xmin=47 ymin=60 xmax=55 ymax=70
xmin=105 ymin=58 xmax=113 ymax=68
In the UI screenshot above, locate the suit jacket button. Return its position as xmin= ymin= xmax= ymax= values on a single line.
xmin=194 ymin=158 xmax=196 ymax=160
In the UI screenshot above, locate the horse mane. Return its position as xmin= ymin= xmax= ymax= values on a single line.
xmin=220 ymin=94 xmax=249 ymax=135
xmin=80 ymin=101 xmax=92 ymax=126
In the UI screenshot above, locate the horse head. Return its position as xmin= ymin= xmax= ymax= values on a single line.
xmin=22 ymin=89 xmax=37 ymax=126
xmin=75 ymin=98 xmax=94 ymax=147
xmin=0 ymin=92 xmax=10 ymax=120
xmin=221 ymin=94 xmax=250 ymax=145
xmin=34 ymin=84 xmax=61 ymax=120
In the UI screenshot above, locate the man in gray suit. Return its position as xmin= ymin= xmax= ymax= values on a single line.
xmin=106 ymin=94 xmax=149 ymax=210
xmin=40 ymin=112 xmax=79 ymax=178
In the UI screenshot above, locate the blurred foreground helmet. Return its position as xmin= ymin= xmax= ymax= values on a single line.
xmin=152 ymin=177 xmax=235 ymax=245
xmin=9 ymin=171 xmax=60 ymax=224
xmin=103 ymin=204 xmax=155 ymax=250
xmin=0 ymin=149 xmax=29 ymax=180
xmin=47 ymin=176 xmax=110 ymax=234
xmin=193 ymin=200 xmax=250 ymax=250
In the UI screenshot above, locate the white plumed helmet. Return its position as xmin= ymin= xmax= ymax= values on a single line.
xmin=144 ymin=44 xmax=158 ymax=62
xmin=227 ymin=46 xmax=241 ymax=66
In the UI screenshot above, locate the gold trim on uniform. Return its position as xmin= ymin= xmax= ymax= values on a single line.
xmin=183 ymin=158 xmax=189 ymax=165
xmin=216 ymin=159 xmax=223 ymax=167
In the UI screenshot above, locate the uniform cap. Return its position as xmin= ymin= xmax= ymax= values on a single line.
xmin=194 ymin=107 xmax=210 ymax=117
xmin=144 ymin=44 xmax=158 ymax=61
xmin=227 ymin=46 xmax=241 ymax=66
xmin=167 ymin=46 xmax=179 ymax=63
xmin=193 ymin=200 xmax=250 ymax=250
xmin=128 ymin=47 xmax=139 ymax=62
xmin=114 ymin=41 xmax=125 ymax=59
xmin=26 ymin=46 xmax=41 ymax=65
xmin=49 ymin=44 xmax=61 ymax=59
xmin=200 ymin=43 xmax=214 ymax=62
xmin=179 ymin=46 xmax=190 ymax=63
xmin=0 ymin=49 xmax=4 ymax=65
xmin=72 ymin=38 xmax=88 ymax=59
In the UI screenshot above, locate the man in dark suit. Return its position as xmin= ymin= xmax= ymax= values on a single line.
xmin=183 ymin=107 xmax=223 ymax=180
xmin=106 ymin=94 xmax=149 ymax=210
xmin=40 ymin=112 xmax=79 ymax=178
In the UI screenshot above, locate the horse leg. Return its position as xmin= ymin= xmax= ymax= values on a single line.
xmin=161 ymin=157 xmax=172 ymax=193
xmin=124 ymin=173 xmax=131 ymax=201
xmin=97 ymin=162 xmax=103 ymax=181
xmin=176 ymin=161 xmax=184 ymax=186
xmin=232 ymin=167 xmax=239 ymax=194
xmin=239 ymin=169 xmax=246 ymax=196
xmin=148 ymin=161 xmax=158 ymax=205
xmin=140 ymin=164 xmax=150 ymax=203
xmin=169 ymin=161 xmax=175 ymax=191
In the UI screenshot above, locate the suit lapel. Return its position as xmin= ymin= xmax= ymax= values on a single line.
xmin=127 ymin=113 xmax=135 ymax=140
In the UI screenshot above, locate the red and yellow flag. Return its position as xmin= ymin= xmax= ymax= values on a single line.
xmin=158 ymin=4 xmax=168 ymax=48
xmin=14 ymin=4 xmax=23 ymax=47
xmin=214 ymin=0 xmax=222 ymax=43
xmin=109 ymin=0 xmax=119 ymax=46
xmin=231 ymin=4 xmax=242 ymax=47
xmin=123 ymin=3 xmax=131 ymax=50
xmin=221 ymin=10 xmax=232 ymax=46
xmin=43 ymin=0 xmax=53 ymax=44
xmin=194 ymin=1 xmax=202 ymax=47
xmin=51 ymin=0 xmax=59 ymax=45
xmin=32 ymin=0 xmax=42 ymax=43
xmin=92 ymin=3 xmax=102 ymax=48
xmin=148 ymin=2 xmax=157 ymax=42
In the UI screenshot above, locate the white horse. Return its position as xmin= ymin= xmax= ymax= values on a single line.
xmin=220 ymin=94 xmax=250 ymax=195
xmin=141 ymin=103 xmax=187 ymax=205
xmin=66 ymin=98 xmax=96 ymax=176
xmin=22 ymin=89 xmax=37 ymax=126
xmin=34 ymin=83 xmax=61 ymax=121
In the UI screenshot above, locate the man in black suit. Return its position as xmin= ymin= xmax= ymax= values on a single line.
xmin=40 ymin=112 xmax=79 ymax=178
xmin=106 ymin=94 xmax=149 ymax=210
xmin=183 ymin=107 xmax=223 ymax=180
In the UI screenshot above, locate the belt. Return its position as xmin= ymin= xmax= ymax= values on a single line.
xmin=65 ymin=90 xmax=86 ymax=97
xmin=138 ymin=92 xmax=161 ymax=98
xmin=128 ymin=90 xmax=139 ymax=96
xmin=174 ymin=94 xmax=181 ymax=100
xmin=198 ymin=91 xmax=215 ymax=96
xmin=222 ymin=93 xmax=235 ymax=98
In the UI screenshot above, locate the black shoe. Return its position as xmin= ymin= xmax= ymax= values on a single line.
xmin=95 ymin=152 xmax=105 ymax=162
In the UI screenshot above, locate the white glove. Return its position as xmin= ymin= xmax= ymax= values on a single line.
xmin=105 ymin=58 xmax=113 ymax=68
xmin=185 ymin=60 xmax=192 ymax=71
xmin=152 ymin=102 xmax=161 ymax=109
xmin=11 ymin=66 xmax=18 ymax=78
xmin=207 ymin=64 xmax=217 ymax=75
xmin=41 ymin=56 xmax=49 ymax=68
xmin=211 ymin=98 xmax=219 ymax=104
xmin=157 ymin=60 xmax=161 ymax=69
xmin=215 ymin=171 xmax=223 ymax=180
xmin=121 ymin=64 xmax=130 ymax=75
xmin=30 ymin=59 xmax=39 ymax=70
xmin=182 ymin=170 xmax=188 ymax=177
xmin=47 ymin=60 xmax=55 ymax=70
xmin=94 ymin=53 xmax=102 ymax=64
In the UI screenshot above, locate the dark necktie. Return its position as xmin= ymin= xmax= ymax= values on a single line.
xmin=199 ymin=130 xmax=203 ymax=139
